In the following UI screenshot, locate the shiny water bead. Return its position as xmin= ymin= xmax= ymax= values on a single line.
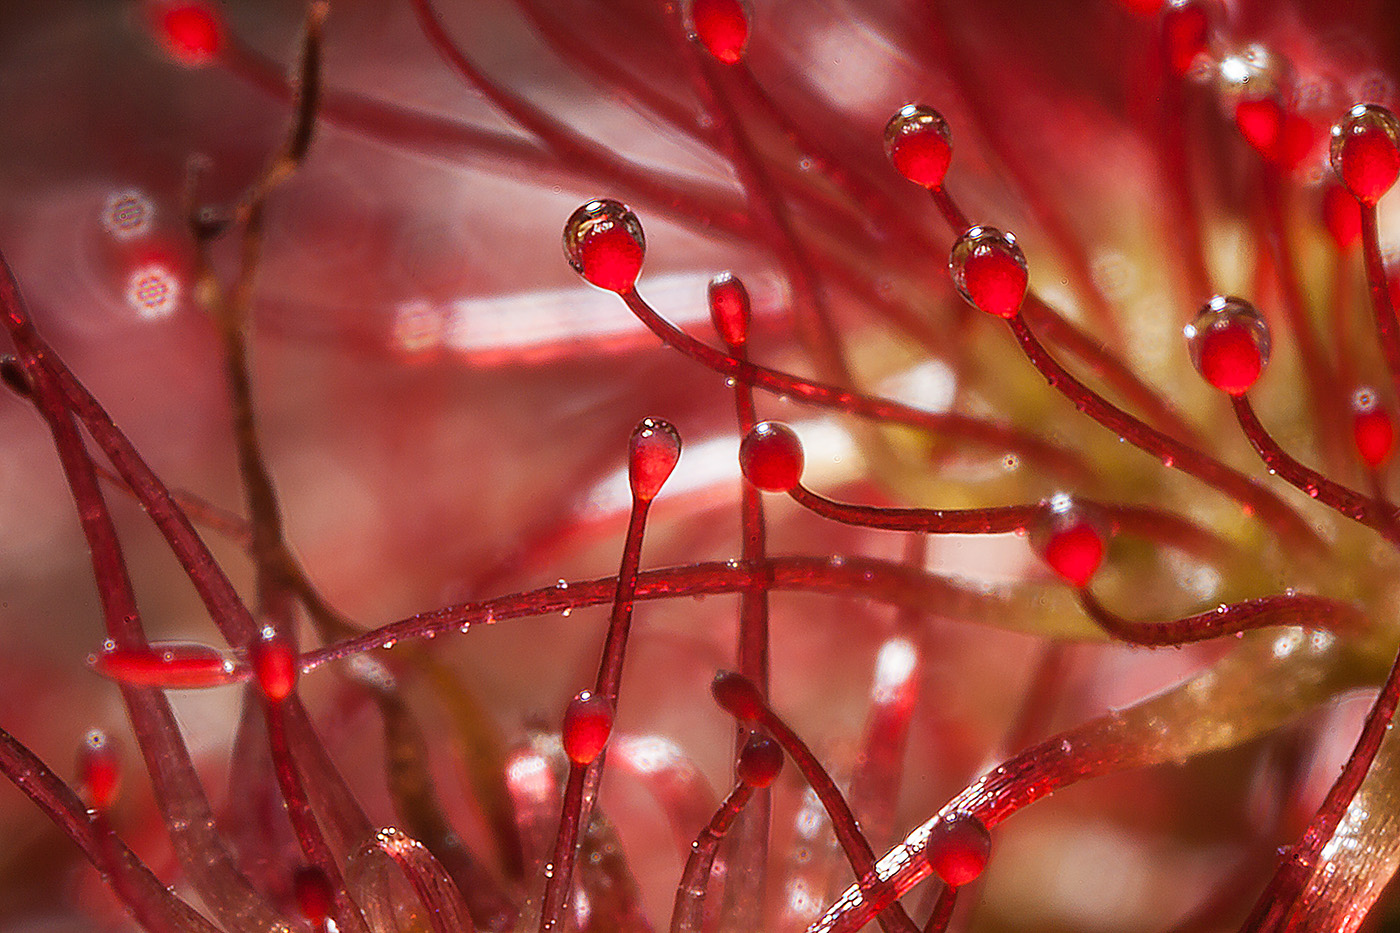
xmin=736 ymin=735 xmax=783 ymax=788
xmin=563 ymin=199 xmax=646 ymax=292
xmin=1185 ymin=296 xmax=1271 ymax=396
xmin=1323 ymin=183 xmax=1363 ymax=250
xmin=293 ymin=866 xmax=335 ymax=926
xmin=711 ymin=670 xmax=765 ymax=723
xmin=689 ymin=0 xmax=749 ymax=65
xmin=1331 ymin=104 xmax=1400 ymax=205
xmin=1162 ymin=0 xmax=1210 ymax=76
xmin=708 ymin=272 xmax=751 ymax=348
xmin=948 ymin=226 xmax=1028 ymax=319
xmin=883 ymin=105 xmax=953 ymax=190
xmin=93 ymin=642 xmax=234 ymax=688
xmin=926 ymin=811 xmax=993 ymax=887
xmin=151 ymin=1 xmax=223 ymax=65
xmin=251 ymin=626 xmax=297 ymax=703
xmin=629 ymin=417 xmax=682 ymax=502
xmin=1352 ymin=389 xmax=1396 ymax=469
xmin=78 ymin=730 xmax=120 ymax=812
xmin=1032 ymin=498 xmax=1106 ymax=588
xmin=562 ymin=691 xmax=614 ymax=766
xmin=739 ymin=421 xmax=804 ymax=493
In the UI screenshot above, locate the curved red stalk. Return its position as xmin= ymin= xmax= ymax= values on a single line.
xmin=1229 ymin=394 xmax=1399 ymax=539
xmin=790 ymin=482 xmax=1040 ymax=533
xmin=714 ymin=676 xmax=921 ymax=933
xmin=926 ymin=179 xmax=1207 ymax=447
xmin=301 ymin=553 xmax=1080 ymax=673
xmin=921 ymin=885 xmax=958 ymax=933
xmin=3 ymin=318 xmax=284 ymax=931
xmin=847 ymin=536 xmax=928 ymax=852
xmin=713 ymin=289 xmax=774 ymax=930
xmin=923 ymin=0 xmax=1123 ymax=340
xmin=1359 ymin=203 xmax=1400 ymax=403
xmin=1004 ymin=312 xmax=1324 ymax=551
xmin=1239 ymin=644 xmax=1400 ymax=932
xmin=540 ymin=444 xmax=662 ymax=933
xmin=1257 ymin=168 xmax=1348 ymax=466
xmin=0 ymin=727 xmax=222 ymax=933
xmin=809 ymin=631 xmax=1363 ymax=933
xmin=669 ymin=781 xmax=756 ymax=933
xmin=264 ymin=700 xmax=370 ymax=933
xmin=406 ymin=0 xmax=768 ymax=249
xmin=1078 ymin=588 xmax=1364 ymax=647
xmin=1153 ymin=34 xmax=1215 ymax=306
xmin=788 ymin=480 xmax=1236 ymax=564
xmin=617 ymin=286 xmax=1097 ymax=481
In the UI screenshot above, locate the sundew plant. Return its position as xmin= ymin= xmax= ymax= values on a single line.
xmin=1 ymin=1 xmax=1400 ymax=932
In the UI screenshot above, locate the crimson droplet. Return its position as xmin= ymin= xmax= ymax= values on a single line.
xmin=884 ymin=105 xmax=953 ymax=190
xmin=1235 ymin=96 xmax=1283 ymax=159
xmin=926 ymin=811 xmax=992 ymax=887
xmin=711 ymin=671 xmax=765 ymax=723
xmin=629 ymin=418 xmax=682 ymax=502
xmin=739 ymin=421 xmax=804 ymax=493
xmin=949 ymin=226 xmax=1028 ymax=319
xmin=562 ymin=691 xmax=614 ymax=765
xmin=1033 ymin=497 xmax=1107 ymax=588
xmin=1352 ymin=390 xmax=1395 ymax=469
xmin=151 ymin=1 xmax=223 ymax=66
xmin=78 ymin=730 xmax=120 ymax=812
xmin=563 ymin=199 xmax=646 ymax=293
xmin=689 ymin=0 xmax=749 ymax=65
xmin=1186 ymin=296 xmax=1271 ymax=396
xmin=251 ymin=627 xmax=297 ymax=703
xmin=708 ymin=272 xmax=751 ymax=348
xmin=736 ymin=734 xmax=783 ymax=788
xmin=293 ymin=866 xmax=335 ymax=925
xmin=93 ymin=642 xmax=236 ymax=689
xmin=1331 ymin=104 xmax=1400 ymax=205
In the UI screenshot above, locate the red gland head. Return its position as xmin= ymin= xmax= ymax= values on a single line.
xmin=1323 ymin=183 xmax=1363 ymax=251
xmin=92 ymin=641 xmax=235 ymax=689
xmin=1185 ymin=296 xmax=1271 ymax=396
xmin=739 ymin=421 xmax=804 ymax=493
xmin=1234 ymin=95 xmax=1284 ymax=160
xmin=149 ymin=1 xmax=224 ymax=66
xmin=949 ymin=226 xmax=1029 ymax=319
xmin=293 ymin=866 xmax=335 ymax=926
xmin=251 ymin=626 xmax=297 ymax=703
xmin=926 ymin=811 xmax=993 ymax=887
xmin=883 ymin=104 xmax=953 ymax=190
xmin=563 ymin=199 xmax=646 ymax=293
xmin=1162 ymin=0 xmax=1211 ymax=77
xmin=1033 ymin=496 xmax=1106 ymax=588
xmin=78 ymin=730 xmax=120 ymax=812
xmin=1331 ymin=104 xmax=1400 ymax=206
xmin=689 ymin=0 xmax=749 ymax=65
xmin=708 ymin=272 xmax=751 ymax=348
xmin=1352 ymin=389 xmax=1395 ymax=469
xmin=629 ymin=417 xmax=681 ymax=502
xmin=711 ymin=670 xmax=765 ymax=723
xmin=736 ymin=734 xmax=783 ymax=788
xmin=562 ymin=691 xmax=614 ymax=766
